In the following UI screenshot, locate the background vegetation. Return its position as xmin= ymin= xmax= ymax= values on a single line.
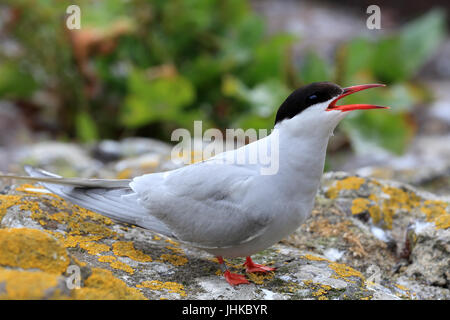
xmin=0 ymin=0 xmax=447 ymax=155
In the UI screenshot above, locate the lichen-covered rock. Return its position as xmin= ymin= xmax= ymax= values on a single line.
xmin=284 ymin=172 xmax=450 ymax=299
xmin=0 ymin=172 xmax=448 ymax=299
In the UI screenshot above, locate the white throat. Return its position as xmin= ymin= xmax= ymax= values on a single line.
xmin=270 ymin=101 xmax=346 ymax=198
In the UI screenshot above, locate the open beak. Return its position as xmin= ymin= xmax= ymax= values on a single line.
xmin=327 ymin=84 xmax=389 ymax=112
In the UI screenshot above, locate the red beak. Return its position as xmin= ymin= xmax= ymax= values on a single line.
xmin=327 ymin=84 xmax=389 ymax=112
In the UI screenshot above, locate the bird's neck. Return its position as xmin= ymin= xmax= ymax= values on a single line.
xmin=269 ymin=117 xmax=338 ymax=199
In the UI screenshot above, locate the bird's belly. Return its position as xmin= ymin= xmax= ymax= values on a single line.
xmin=204 ymin=205 xmax=309 ymax=258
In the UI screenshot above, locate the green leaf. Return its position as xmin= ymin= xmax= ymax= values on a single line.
xmin=121 ymin=70 xmax=196 ymax=128
xmin=75 ymin=112 xmax=99 ymax=142
xmin=222 ymin=76 xmax=289 ymax=117
xmin=341 ymin=111 xmax=413 ymax=155
xmin=0 ymin=62 xmax=37 ymax=98
xmin=299 ymin=51 xmax=332 ymax=84
xmin=244 ymin=33 xmax=297 ymax=85
xmin=235 ymin=115 xmax=273 ymax=132
xmin=372 ymin=9 xmax=446 ymax=83
xmin=400 ymin=9 xmax=446 ymax=77
xmin=337 ymin=38 xmax=374 ymax=86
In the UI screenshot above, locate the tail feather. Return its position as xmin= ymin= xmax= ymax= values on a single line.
xmin=1 ymin=166 xmax=175 ymax=238
xmin=0 ymin=167 xmax=131 ymax=188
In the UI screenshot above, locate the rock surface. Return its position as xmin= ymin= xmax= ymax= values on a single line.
xmin=0 ymin=171 xmax=448 ymax=300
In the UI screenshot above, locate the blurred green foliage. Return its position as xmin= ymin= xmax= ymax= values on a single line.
xmin=0 ymin=1 xmax=447 ymax=156
xmin=300 ymin=9 xmax=446 ymax=154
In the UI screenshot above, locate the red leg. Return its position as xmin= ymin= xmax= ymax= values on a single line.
xmin=216 ymin=256 xmax=249 ymax=286
xmin=244 ymin=256 xmax=276 ymax=273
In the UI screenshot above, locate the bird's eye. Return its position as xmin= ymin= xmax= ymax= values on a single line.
xmin=308 ymin=94 xmax=318 ymax=100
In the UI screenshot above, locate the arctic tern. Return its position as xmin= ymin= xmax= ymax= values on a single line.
xmin=0 ymin=82 xmax=388 ymax=286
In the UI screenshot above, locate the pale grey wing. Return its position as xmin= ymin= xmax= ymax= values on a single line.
xmin=18 ymin=166 xmax=175 ymax=237
xmin=130 ymin=161 xmax=272 ymax=249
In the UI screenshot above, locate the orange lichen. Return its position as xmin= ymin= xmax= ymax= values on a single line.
xmin=160 ymin=254 xmax=188 ymax=266
xmin=302 ymin=254 xmax=330 ymax=262
xmin=165 ymin=238 xmax=179 ymax=246
xmin=395 ymin=284 xmax=409 ymax=291
xmin=368 ymin=206 xmax=382 ymax=224
xmin=137 ymin=280 xmax=187 ymax=297
xmin=326 ymin=177 xmax=366 ymax=199
xmin=0 ymin=268 xmax=63 ymax=300
xmin=421 ymin=200 xmax=450 ymax=230
xmin=247 ymin=272 xmax=273 ymax=285
xmin=117 ymin=168 xmax=132 ymax=180
xmin=328 ymin=262 xmax=364 ymax=280
xmin=112 ymin=241 xmax=152 ymax=262
xmin=78 ymin=241 xmax=110 ymax=255
xmin=73 ymin=268 xmax=146 ymax=300
xmin=0 ymin=194 xmax=23 ymax=220
xmin=302 ymin=280 xmax=333 ymax=300
xmin=15 ymin=184 xmax=46 ymax=194
xmin=166 ymin=245 xmax=184 ymax=254
xmin=98 ymin=255 xmax=117 ymax=263
xmin=110 ymin=260 xmax=135 ymax=274
xmin=351 ymin=198 xmax=371 ymax=215
xmin=434 ymin=214 xmax=450 ymax=230
xmin=96 ymin=255 xmax=134 ymax=274
xmin=57 ymin=234 xmax=105 ymax=248
xmin=312 ymin=288 xmax=327 ymax=297
xmin=0 ymin=228 xmax=69 ymax=274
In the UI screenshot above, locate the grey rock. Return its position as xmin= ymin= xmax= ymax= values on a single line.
xmin=1 ymin=171 xmax=448 ymax=299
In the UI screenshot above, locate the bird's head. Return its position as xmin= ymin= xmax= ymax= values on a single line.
xmin=274 ymin=82 xmax=388 ymax=135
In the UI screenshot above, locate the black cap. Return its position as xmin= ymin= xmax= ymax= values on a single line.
xmin=275 ymin=82 xmax=343 ymax=125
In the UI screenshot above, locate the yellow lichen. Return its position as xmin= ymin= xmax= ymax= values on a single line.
xmin=321 ymin=284 xmax=332 ymax=290
xmin=57 ymin=234 xmax=105 ymax=249
xmin=0 ymin=194 xmax=23 ymax=220
xmin=312 ymin=288 xmax=327 ymax=297
xmin=112 ymin=241 xmax=152 ymax=262
xmin=117 ymin=168 xmax=132 ymax=180
xmin=15 ymin=184 xmax=45 ymax=192
xmin=328 ymin=262 xmax=364 ymax=280
xmin=247 ymin=271 xmax=274 ymax=285
xmin=303 ymin=280 xmax=332 ymax=300
xmin=5 ymin=190 xmax=116 ymax=247
xmin=0 ymin=268 xmax=63 ymax=300
xmin=137 ymin=280 xmax=187 ymax=297
xmin=360 ymin=185 xmax=425 ymax=230
xmin=73 ymin=268 xmax=146 ymax=300
xmin=78 ymin=241 xmax=110 ymax=255
xmin=395 ymin=284 xmax=409 ymax=291
xmin=109 ymin=260 xmax=135 ymax=274
xmin=326 ymin=177 xmax=366 ymax=199
xmin=302 ymin=254 xmax=330 ymax=262
xmin=160 ymin=254 xmax=188 ymax=266
xmin=351 ymin=198 xmax=371 ymax=215
xmin=0 ymin=228 xmax=69 ymax=274
xmin=165 ymin=238 xmax=179 ymax=246
xmin=368 ymin=206 xmax=382 ymax=224
xmin=166 ymin=245 xmax=184 ymax=254
xmin=434 ymin=214 xmax=450 ymax=230
xmin=96 ymin=255 xmax=134 ymax=274
xmin=98 ymin=255 xmax=117 ymax=263
xmin=421 ymin=200 xmax=450 ymax=230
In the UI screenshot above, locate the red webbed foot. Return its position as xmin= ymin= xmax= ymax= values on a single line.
xmin=224 ymin=270 xmax=250 ymax=286
xmin=244 ymin=256 xmax=276 ymax=273
xmin=216 ymin=256 xmax=250 ymax=286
